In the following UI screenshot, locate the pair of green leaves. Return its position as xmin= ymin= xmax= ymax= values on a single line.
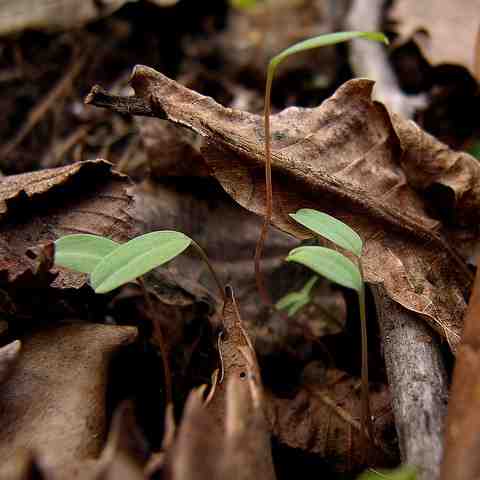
xmin=54 ymin=231 xmax=192 ymax=293
xmin=277 ymin=209 xmax=363 ymax=316
xmin=286 ymin=208 xmax=363 ymax=290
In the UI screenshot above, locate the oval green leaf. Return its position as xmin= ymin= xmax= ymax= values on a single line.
xmin=287 ymin=246 xmax=362 ymax=292
xmin=357 ymin=466 xmax=417 ymax=480
xmin=290 ymin=209 xmax=363 ymax=257
xmin=54 ymin=234 xmax=119 ymax=274
xmin=91 ymin=231 xmax=192 ymax=293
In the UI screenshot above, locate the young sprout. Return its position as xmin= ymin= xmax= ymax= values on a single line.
xmin=276 ymin=275 xmax=318 ymax=317
xmin=255 ymin=31 xmax=389 ymax=304
xmin=286 ymin=208 xmax=372 ymax=456
xmin=357 ymin=465 xmax=417 ymax=480
xmin=55 ymin=231 xmax=225 ymax=300
xmin=54 ymin=231 xmax=226 ymax=405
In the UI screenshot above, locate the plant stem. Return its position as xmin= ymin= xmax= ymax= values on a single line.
xmin=358 ymin=263 xmax=373 ymax=461
xmin=138 ymin=277 xmax=173 ymax=406
xmin=254 ymin=66 xmax=275 ymax=306
xmin=191 ymin=240 xmax=226 ymax=303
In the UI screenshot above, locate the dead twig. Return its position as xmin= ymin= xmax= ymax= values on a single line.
xmin=372 ymin=285 xmax=447 ymax=480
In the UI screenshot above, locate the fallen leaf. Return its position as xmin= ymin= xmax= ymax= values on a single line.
xmin=91 ymin=66 xmax=479 ymax=349
xmin=0 ymin=159 xmax=137 ymax=290
xmin=163 ymin=287 xmax=275 ymax=480
xmin=0 ymin=323 xmax=137 ymax=478
xmin=388 ymin=0 xmax=480 ymax=78
xmin=268 ymin=366 xmax=397 ymax=472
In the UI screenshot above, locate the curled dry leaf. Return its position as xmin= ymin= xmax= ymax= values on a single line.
xmin=388 ymin=0 xmax=480 ymax=79
xmin=0 ymin=340 xmax=21 ymax=385
xmin=268 ymin=366 xmax=397 ymax=472
xmin=89 ymin=66 xmax=480 ymax=349
xmin=0 ymin=159 xmax=136 ymax=290
xmin=163 ymin=287 xmax=275 ymax=480
xmin=0 ymin=323 xmax=137 ymax=478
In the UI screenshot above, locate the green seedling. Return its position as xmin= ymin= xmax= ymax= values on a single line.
xmin=357 ymin=466 xmax=417 ymax=480
xmin=54 ymin=231 xmax=224 ymax=299
xmin=286 ymin=208 xmax=372 ymax=456
xmin=276 ymin=275 xmax=318 ymax=316
xmin=255 ymin=31 xmax=389 ymax=304
xmin=55 ymin=230 xmax=225 ymax=405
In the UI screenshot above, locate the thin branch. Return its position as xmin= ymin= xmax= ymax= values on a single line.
xmin=372 ymin=285 xmax=447 ymax=480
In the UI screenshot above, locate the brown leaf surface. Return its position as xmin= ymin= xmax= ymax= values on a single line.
xmin=0 ymin=323 xmax=138 ymax=478
xmin=0 ymin=159 xmax=136 ymax=290
xmin=268 ymin=366 xmax=396 ymax=472
xmin=99 ymin=66 xmax=480 ymax=349
xmin=388 ymin=0 xmax=480 ymax=78
xmin=163 ymin=287 xmax=275 ymax=480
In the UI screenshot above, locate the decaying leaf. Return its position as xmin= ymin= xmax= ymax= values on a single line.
xmin=388 ymin=0 xmax=480 ymax=78
xmin=268 ymin=366 xmax=397 ymax=472
xmin=162 ymin=287 xmax=275 ymax=480
xmin=0 ymin=159 xmax=136 ymax=290
xmin=0 ymin=323 xmax=137 ymax=478
xmin=89 ymin=66 xmax=480 ymax=349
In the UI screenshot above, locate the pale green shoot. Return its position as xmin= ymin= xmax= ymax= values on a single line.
xmin=287 ymin=208 xmax=372 ymax=454
xmin=276 ymin=275 xmax=318 ymax=316
xmin=255 ymin=30 xmax=389 ymax=304
xmin=357 ymin=466 xmax=417 ymax=480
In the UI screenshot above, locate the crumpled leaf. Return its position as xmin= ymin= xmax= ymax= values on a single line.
xmin=0 ymin=159 xmax=137 ymax=290
xmin=268 ymin=366 xmax=397 ymax=472
xmin=102 ymin=65 xmax=480 ymax=349
xmin=0 ymin=323 xmax=137 ymax=478
xmin=388 ymin=0 xmax=480 ymax=78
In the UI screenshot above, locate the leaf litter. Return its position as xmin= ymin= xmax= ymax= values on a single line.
xmin=1 ymin=2 xmax=479 ymax=479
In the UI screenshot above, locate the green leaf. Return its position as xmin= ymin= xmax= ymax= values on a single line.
xmin=287 ymin=246 xmax=362 ymax=292
xmin=276 ymin=276 xmax=318 ymax=316
xmin=357 ymin=466 xmax=417 ymax=480
xmin=290 ymin=209 xmax=363 ymax=257
xmin=91 ymin=231 xmax=192 ymax=293
xmin=269 ymin=31 xmax=389 ymax=74
xmin=54 ymin=234 xmax=119 ymax=274
xmin=229 ymin=0 xmax=258 ymax=9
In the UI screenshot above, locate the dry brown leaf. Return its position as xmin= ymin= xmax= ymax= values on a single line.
xmin=0 ymin=159 xmax=136 ymax=290
xmin=90 ymin=66 xmax=480 ymax=350
xmin=268 ymin=366 xmax=397 ymax=472
xmin=388 ymin=0 xmax=480 ymax=78
xmin=0 ymin=323 xmax=138 ymax=478
xmin=162 ymin=287 xmax=275 ymax=480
